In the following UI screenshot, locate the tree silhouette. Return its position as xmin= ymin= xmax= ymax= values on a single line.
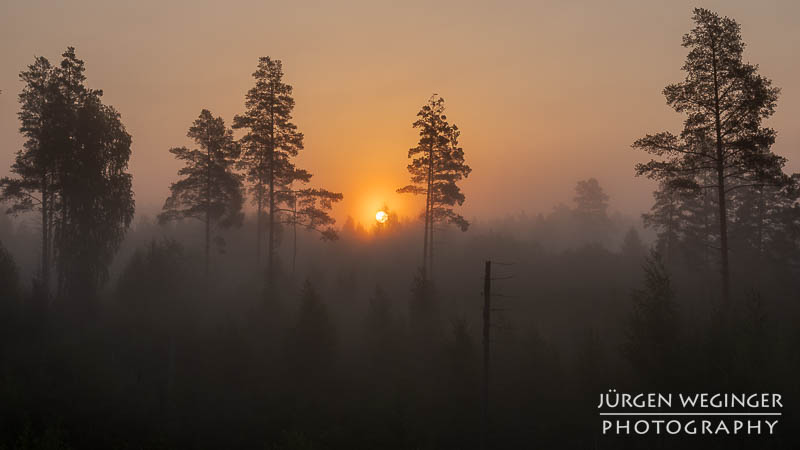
xmin=233 ymin=57 xmax=308 ymax=285
xmin=643 ymin=181 xmax=689 ymax=262
xmin=644 ymin=178 xmax=717 ymax=270
xmin=1 ymin=55 xmax=60 ymax=294
xmin=159 ymin=109 xmax=243 ymax=278
xmin=730 ymin=181 xmax=800 ymax=266
xmin=363 ymin=285 xmax=395 ymax=364
xmin=624 ymin=251 xmax=680 ymax=387
xmin=285 ymin=280 xmax=337 ymax=389
xmin=56 ymin=82 xmax=135 ymax=302
xmin=398 ymin=95 xmax=471 ymax=280
xmin=2 ymin=47 xmax=134 ymax=302
xmin=277 ymin=187 xmax=343 ymax=274
xmin=633 ymin=8 xmax=790 ymax=306
xmin=572 ymin=178 xmax=612 ymax=245
xmin=0 ymin=240 xmax=19 ymax=301
xmin=573 ymin=178 xmax=608 ymax=217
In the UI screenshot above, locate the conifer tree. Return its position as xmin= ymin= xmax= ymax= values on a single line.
xmin=233 ymin=57 xmax=308 ymax=283
xmin=1 ymin=56 xmax=60 ymax=294
xmin=285 ymin=280 xmax=337 ymax=385
xmin=572 ymin=178 xmax=612 ymax=245
xmin=624 ymin=251 xmax=680 ymax=387
xmin=159 ymin=109 xmax=243 ymax=277
xmin=633 ymin=9 xmax=789 ymax=306
xmin=398 ymin=95 xmax=471 ymax=280
xmin=2 ymin=47 xmax=135 ymax=302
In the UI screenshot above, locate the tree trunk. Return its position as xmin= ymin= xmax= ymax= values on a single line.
xmin=205 ymin=146 xmax=211 ymax=282
xmin=265 ymin=89 xmax=277 ymax=291
xmin=711 ymin=44 xmax=731 ymax=307
xmin=716 ymin=163 xmax=730 ymax=305
xmin=58 ymin=190 xmax=68 ymax=297
xmin=423 ymin=138 xmax=434 ymax=280
xmin=292 ymin=193 xmax=297 ymax=276
xmin=422 ymin=182 xmax=430 ymax=280
xmin=429 ymin=195 xmax=434 ymax=281
xmin=205 ymin=214 xmax=210 ymax=280
xmin=268 ymin=130 xmax=275 ymax=289
xmin=41 ymin=177 xmax=49 ymax=296
xmin=256 ymin=171 xmax=263 ymax=268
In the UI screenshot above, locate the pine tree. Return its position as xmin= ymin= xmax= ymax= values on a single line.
xmin=363 ymin=285 xmax=397 ymax=377
xmin=643 ymin=182 xmax=683 ymax=260
xmin=573 ymin=178 xmax=609 ymax=217
xmin=285 ymin=280 xmax=337 ymax=385
xmin=633 ymin=8 xmax=789 ymax=306
xmin=233 ymin=57 xmax=307 ymax=284
xmin=159 ymin=109 xmax=243 ymax=278
xmin=624 ymin=251 xmax=680 ymax=387
xmin=1 ymin=55 xmax=60 ymax=294
xmin=398 ymin=95 xmax=471 ymax=280
xmin=572 ymin=178 xmax=612 ymax=245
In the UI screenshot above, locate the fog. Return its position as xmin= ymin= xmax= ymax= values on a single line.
xmin=2 ymin=2 xmax=800 ymax=449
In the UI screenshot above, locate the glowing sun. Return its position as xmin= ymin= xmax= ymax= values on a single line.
xmin=375 ymin=210 xmax=389 ymax=224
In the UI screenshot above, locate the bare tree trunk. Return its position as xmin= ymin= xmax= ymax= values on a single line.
xmin=292 ymin=193 xmax=297 ymax=276
xmin=57 ymin=189 xmax=68 ymax=297
xmin=712 ymin=46 xmax=731 ymax=308
xmin=205 ymin=147 xmax=211 ymax=282
xmin=429 ymin=196 xmax=434 ymax=281
xmin=757 ymin=188 xmax=764 ymax=258
xmin=716 ymin=165 xmax=730 ymax=303
xmin=41 ymin=177 xmax=49 ymax=296
xmin=256 ymin=171 xmax=263 ymax=268
xmin=422 ymin=187 xmax=430 ymax=280
xmin=268 ymin=132 xmax=275 ymax=289
xmin=265 ymin=90 xmax=278 ymax=291
xmin=205 ymin=215 xmax=210 ymax=280
xmin=703 ymin=187 xmax=711 ymax=269
xmin=423 ymin=140 xmax=434 ymax=280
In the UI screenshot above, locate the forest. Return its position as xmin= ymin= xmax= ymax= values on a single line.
xmin=1 ymin=7 xmax=799 ymax=450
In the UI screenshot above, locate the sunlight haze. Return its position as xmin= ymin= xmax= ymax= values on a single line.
xmin=2 ymin=0 xmax=799 ymax=227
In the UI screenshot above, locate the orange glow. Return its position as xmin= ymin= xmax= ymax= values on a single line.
xmin=375 ymin=210 xmax=388 ymax=223
xmin=3 ymin=2 xmax=799 ymax=226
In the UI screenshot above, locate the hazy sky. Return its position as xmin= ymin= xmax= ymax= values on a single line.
xmin=2 ymin=0 xmax=799 ymax=227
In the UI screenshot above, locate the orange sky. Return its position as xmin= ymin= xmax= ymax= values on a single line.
xmin=2 ymin=0 xmax=799 ymax=228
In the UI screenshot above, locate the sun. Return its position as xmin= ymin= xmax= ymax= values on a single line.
xmin=375 ymin=210 xmax=389 ymax=224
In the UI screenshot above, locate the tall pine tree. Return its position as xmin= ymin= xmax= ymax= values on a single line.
xmin=398 ymin=95 xmax=471 ymax=280
xmin=1 ymin=56 xmax=60 ymax=294
xmin=159 ymin=110 xmax=243 ymax=278
xmin=233 ymin=57 xmax=307 ymax=284
xmin=633 ymin=9 xmax=789 ymax=306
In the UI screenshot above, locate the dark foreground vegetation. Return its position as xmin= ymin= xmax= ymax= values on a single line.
xmin=2 ymin=187 xmax=799 ymax=449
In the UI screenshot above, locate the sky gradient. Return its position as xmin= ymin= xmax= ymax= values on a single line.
xmin=2 ymin=0 xmax=799 ymax=227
